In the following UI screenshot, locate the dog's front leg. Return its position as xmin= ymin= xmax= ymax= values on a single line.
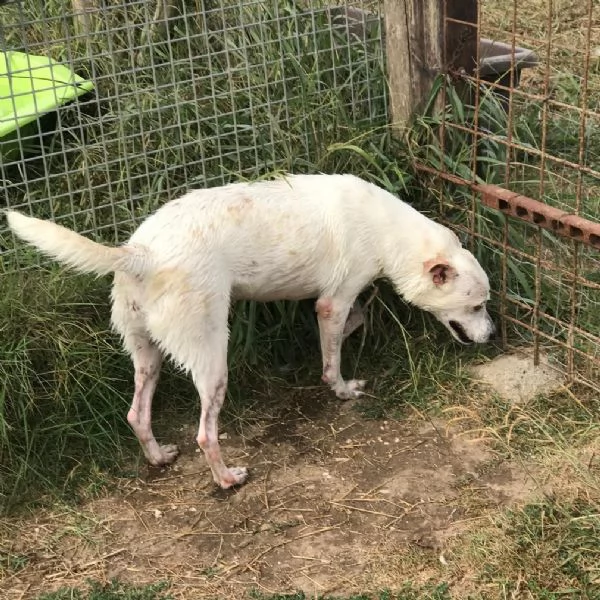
xmin=342 ymin=286 xmax=378 ymax=340
xmin=196 ymin=372 xmax=248 ymax=489
xmin=316 ymin=296 xmax=366 ymax=400
xmin=342 ymin=300 xmax=364 ymax=340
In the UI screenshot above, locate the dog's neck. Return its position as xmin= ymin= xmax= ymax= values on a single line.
xmin=369 ymin=187 xmax=457 ymax=305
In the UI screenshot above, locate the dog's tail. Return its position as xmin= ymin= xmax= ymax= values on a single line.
xmin=6 ymin=210 xmax=151 ymax=278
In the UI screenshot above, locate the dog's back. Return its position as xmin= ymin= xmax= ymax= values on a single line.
xmin=127 ymin=174 xmax=383 ymax=302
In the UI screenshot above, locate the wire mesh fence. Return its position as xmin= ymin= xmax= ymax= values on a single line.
xmin=1 ymin=0 xmax=599 ymax=393
xmin=414 ymin=0 xmax=600 ymax=393
xmin=0 ymin=0 xmax=386 ymax=249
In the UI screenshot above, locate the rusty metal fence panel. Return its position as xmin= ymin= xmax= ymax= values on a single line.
xmin=417 ymin=0 xmax=600 ymax=392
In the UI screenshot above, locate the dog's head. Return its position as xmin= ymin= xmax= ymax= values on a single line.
xmin=411 ymin=249 xmax=495 ymax=345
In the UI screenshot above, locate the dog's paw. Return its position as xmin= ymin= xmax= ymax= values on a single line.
xmin=219 ymin=466 xmax=249 ymax=489
xmin=146 ymin=443 xmax=180 ymax=467
xmin=158 ymin=444 xmax=180 ymax=465
xmin=334 ymin=379 xmax=366 ymax=400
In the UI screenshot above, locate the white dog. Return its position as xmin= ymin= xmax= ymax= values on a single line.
xmin=6 ymin=174 xmax=494 ymax=488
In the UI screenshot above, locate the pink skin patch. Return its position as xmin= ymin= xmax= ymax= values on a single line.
xmin=315 ymin=297 xmax=334 ymax=319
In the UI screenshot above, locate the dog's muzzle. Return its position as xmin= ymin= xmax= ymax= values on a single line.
xmin=449 ymin=320 xmax=473 ymax=344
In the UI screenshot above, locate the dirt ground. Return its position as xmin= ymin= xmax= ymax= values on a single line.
xmin=1 ymin=384 xmax=540 ymax=599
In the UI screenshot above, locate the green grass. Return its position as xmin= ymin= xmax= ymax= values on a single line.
xmin=35 ymin=580 xmax=172 ymax=600
xmin=33 ymin=582 xmax=454 ymax=600
xmin=0 ymin=269 xmax=136 ymax=510
xmin=449 ymin=496 xmax=600 ymax=599
xmin=407 ymin=75 xmax=600 ymax=388
xmin=1 ymin=2 xmax=600 ymax=597
xmin=247 ymin=585 xmax=452 ymax=600
xmin=502 ymin=499 xmax=600 ymax=595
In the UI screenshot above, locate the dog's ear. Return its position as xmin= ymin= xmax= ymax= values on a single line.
xmin=424 ymin=259 xmax=456 ymax=286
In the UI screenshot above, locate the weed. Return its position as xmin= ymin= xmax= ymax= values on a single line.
xmin=408 ymin=73 xmax=600 ymax=392
xmin=0 ymin=268 xmax=136 ymax=511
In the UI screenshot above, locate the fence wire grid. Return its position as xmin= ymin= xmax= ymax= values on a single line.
xmin=1 ymin=0 xmax=599 ymax=392
xmin=420 ymin=0 xmax=600 ymax=393
xmin=1 ymin=0 xmax=386 ymax=244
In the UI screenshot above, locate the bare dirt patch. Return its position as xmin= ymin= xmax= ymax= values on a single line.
xmin=1 ymin=387 xmax=541 ymax=599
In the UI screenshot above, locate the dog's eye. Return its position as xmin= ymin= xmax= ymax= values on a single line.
xmin=473 ymin=304 xmax=484 ymax=312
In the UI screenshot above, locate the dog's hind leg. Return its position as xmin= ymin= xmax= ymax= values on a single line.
xmin=189 ymin=307 xmax=247 ymax=488
xmin=127 ymin=337 xmax=179 ymax=466
xmin=194 ymin=354 xmax=248 ymax=489
xmin=316 ymin=296 xmax=365 ymax=400
xmin=146 ymin=285 xmax=247 ymax=489
xmin=192 ymin=350 xmax=248 ymax=488
xmin=112 ymin=273 xmax=178 ymax=467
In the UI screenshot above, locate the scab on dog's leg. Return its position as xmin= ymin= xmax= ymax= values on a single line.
xmin=195 ymin=372 xmax=248 ymax=489
xmin=316 ymin=296 xmax=365 ymax=400
xmin=127 ymin=339 xmax=179 ymax=466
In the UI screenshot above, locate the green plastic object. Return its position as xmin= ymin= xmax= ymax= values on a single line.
xmin=0 ymin=50 xmax=94 ymax=139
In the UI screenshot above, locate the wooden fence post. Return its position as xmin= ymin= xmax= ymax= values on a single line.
xmin=72 ymin=0 xmax=96 ymax=36
xmin=383 ymin=0 xmax=478 ymax=130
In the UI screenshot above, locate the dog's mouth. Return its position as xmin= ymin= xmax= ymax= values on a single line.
xmin=449 ymin=320 xmax=473 ymax=344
